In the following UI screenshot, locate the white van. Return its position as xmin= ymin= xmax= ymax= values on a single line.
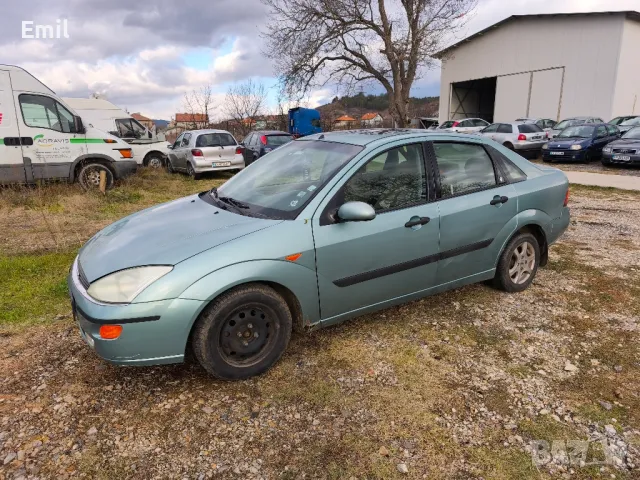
xmin=0 ymin=65 xmax=136 ymax=190
xmin=63 ymin=97 xmax=169 ymax=168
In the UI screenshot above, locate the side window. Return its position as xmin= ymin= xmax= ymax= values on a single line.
xmin=596 ymin=126 xmax=607 ymax=138
xmin=482 ymin=124 xmax=499 ymax=133
xmin=19 ymin=94 xmax=74 ymax=133
xmin=459 ymin=120 xmax=471 ymax=128
xmin=486 ymin=145 xmax=527 ymax=184
xmin=181 ymin=133 xmax=191 ymax=147
xmin=116 ymin=119 xmax=135 ymax=138
xmin=433 ymin=142 xmax=497 ymax=197
xmin=342 ymin=144 xmax=426 ymax=212
xmin=535 ymin=120 xmax=544 ymax=129
xmin=474 ymin=119 xmax=488 ymax=127
xmin=244 ymin=133 xmax=254 ymax=145
xmin=172 ymin=133 xmax=184 ymax=149
xmin=606 ymin=124 xmax=618 ymax=136
xmin=497 ymin=124 xmax=513 ymax=134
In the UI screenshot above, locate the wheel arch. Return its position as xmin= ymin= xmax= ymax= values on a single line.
xmin=143 ymin=150 xmax=167 ymax=166
xmin=70 ymin=154 xmax=116 ymax=182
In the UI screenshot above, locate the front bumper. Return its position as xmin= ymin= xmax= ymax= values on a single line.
xmin=112 ymin=160 xmax=138 ymax=179
xmin=602 ymin=152 xmax=640 ymax=165
xmin=542 ymin=149 xmax=586 ymax=162
xmin=68 ymin=258 xmax=205 ymax=366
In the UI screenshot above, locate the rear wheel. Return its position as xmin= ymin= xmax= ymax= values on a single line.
xmin=186 ymin=162 xmax=200 ymax=180
xmin=493 ymin=232 xmax=540 ymax=293
xmin=504 ymin=142 xmax=514 ymax=151
xmin=192 ymin=284 xmax=293 ymax=380
xmin=77 ymin=163 xmax=114 ymax=191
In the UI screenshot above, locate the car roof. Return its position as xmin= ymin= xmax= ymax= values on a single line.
xmin=251 ymin=130 xmax=291 ymax=135
xmin=302 ymin=128 xmax=478 ymax=147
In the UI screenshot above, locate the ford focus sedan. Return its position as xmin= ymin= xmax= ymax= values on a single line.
xmin=69 ymin=130 xmax=570 ymax=380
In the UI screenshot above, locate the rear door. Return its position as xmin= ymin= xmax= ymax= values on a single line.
xmin=480 ymin=123 xmax=500 ymax=141
xmin=429 ymin=140 xmax=517 ymax=285
xmin=196 ymin=132 xmax=237 ymax=166
xmin=177 ymin=132 xmax=191 ymax=169
xmin=0 ymin=70 xmax=26 ymax=183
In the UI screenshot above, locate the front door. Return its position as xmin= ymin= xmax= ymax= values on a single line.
xmin=429 ymin=140 xmax=517 ymax=285
xmin=15 ymin=92 xmax=87 ymax=180
xmin=0 ymin=71 xmax=26 ymax=183
xmin=313 ymin=142 xmax=440 ymax=321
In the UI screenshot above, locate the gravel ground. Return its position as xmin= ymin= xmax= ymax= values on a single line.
xmin=529 ymin=157 xmax=640 ymax=177
xmin=1 ymin=186 xmax=640 ymax=479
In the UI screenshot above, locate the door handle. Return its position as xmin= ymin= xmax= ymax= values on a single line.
xmin=490 ymin=195 xmax=509 ymax=206
xmin=405 ymin=217 xmax=430 ymax=228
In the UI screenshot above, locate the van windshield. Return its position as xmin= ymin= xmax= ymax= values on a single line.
xmin=210 ymin=140 xmax=362 ymax=220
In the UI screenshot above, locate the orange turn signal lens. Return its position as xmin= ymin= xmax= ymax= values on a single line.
xmin=99 ymin=325 xmax=123 ymax=340
xmin=117 ymin=149 xmax=133 ymax=158
xmin=103 ymin=139 xmax=117 ymax=144
xmin=285 ymin=253 xmax=302 ymax=262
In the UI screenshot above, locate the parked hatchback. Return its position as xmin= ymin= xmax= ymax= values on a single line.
xmin=69 ymin=130 xmax=570 ymax=379
xmin=516 ymin=118 xmax=557 ymax=131
xmin=242 ymin=130 xmax=294 ymax=165
xmin=617 ymin=116 xmax=640 ymax=134
xmin=480 ymin=122 xmax=547 ymax=157
xmin=609 ymin=115 xmax=638 ymax=127
xmin=602 ymin=127 xmax=640 ymax=166
xmin=166 ymin=129 xmax=245 ymax=179
xmin=548 ymin=117 xmax=604 ymax=139
xmin=542 ymin=123 xmax=620 ymax=162
xmin=438 ymin=118 xmax=490 ymax=133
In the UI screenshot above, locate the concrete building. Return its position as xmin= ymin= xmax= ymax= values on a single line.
xmin=436 ymin=11 xmax=640 ymax=124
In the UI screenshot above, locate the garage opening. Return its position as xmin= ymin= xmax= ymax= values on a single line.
xmin=449 ymin=77 xmax=497 ymax=123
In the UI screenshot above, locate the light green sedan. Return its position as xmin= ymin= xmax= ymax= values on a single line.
xmin=68 ymin=129 xmax=570 ymax=379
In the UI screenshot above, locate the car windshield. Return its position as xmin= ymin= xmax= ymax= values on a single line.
xmin=196 ymin=133 xmax=236 ymax=147
xmin=439 ymin=121 xmax=455 ymax=129
xmin=610 ymin=116 xmax=632 ymax=125
xmin=518 ymin=124 xmax=543 ymax=133
xmin=558 ymin=126 xmax=594 ymax=138
xmin=621 ymin=117 xmax=640 ymax=127
xmin=555 ymin=119 xmax=582 ymax=130
xmin=214 ymin=140 xmax=362 ymax=220
xmin=622 ymin=127 xmax=640 ymax=139
xmin=267 ymin=135 xmax=293 ymax=146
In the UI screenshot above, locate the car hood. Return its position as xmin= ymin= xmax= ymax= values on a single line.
xmin=607 ymin=138 xmax=640 ymax=148
xmin=78 ymin=193 xmax=281 ymax=282
xmin=548 ymin=138 xmax=590 ymax=148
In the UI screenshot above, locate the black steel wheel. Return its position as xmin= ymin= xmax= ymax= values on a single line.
xmin=192 ymin=284 xmax=292 ymax=379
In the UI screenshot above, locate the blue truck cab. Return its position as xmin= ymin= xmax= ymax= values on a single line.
xmin=288 ymin=107 xmax=322 ymax=137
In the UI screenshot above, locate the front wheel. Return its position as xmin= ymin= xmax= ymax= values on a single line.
xmin=77 ymin=163 xmax=114 ymax=191
xmin=146 ymin=154 xmax=164 ymax=169
xmin=493 ymin=232 xmax=540 ymax=293
xmin=192 ymin=284 xmax=293 ymax=380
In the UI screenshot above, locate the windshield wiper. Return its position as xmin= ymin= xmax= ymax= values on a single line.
xmin=219 ymin=196 xmax=250 ymax=209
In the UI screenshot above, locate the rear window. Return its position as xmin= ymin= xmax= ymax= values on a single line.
xmin=196 ymin=133 xmax=236 ymax=148
xmin=267 ymin=135 xmax=293 ymax=146
xmin=518 ymin=124 xmax=543 ymax=133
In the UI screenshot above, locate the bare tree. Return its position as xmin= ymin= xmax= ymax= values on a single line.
xmin=262 ymin=0 xmax=476 ymax=127
xmin=223 ymin=80 xmax=268 ymax=137
xmin=183 ymin=84 xmax=215 ymax=129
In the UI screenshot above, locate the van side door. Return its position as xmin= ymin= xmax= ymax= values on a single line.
xmin=0 ymin=70 xmax=26 ymax=183
xmin=15 ymin=93 xmax=87 ymax=180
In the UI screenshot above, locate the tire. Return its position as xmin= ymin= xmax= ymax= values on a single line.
xmin=145 ymin=154 xmax=164 ymax=169
xmin=192 ymin=284 xmax=293 ymax=380
xmin=493 ymin=232 xmax=540 ymax=293
xmin=504 ymin=142 xmax=514 ymax=151
xmin=166 ymin=158 xmax=175 ymax=173
xmin=186 ymin=162 xmax=200 ymax=180
xmin=583 ymin=151 xmax=592 ymax=163
xmin=77 ymin=163 xmax=114 ymax=191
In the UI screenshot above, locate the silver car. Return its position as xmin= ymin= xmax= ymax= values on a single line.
xmin=479 ymin=122 xmax=548 ymax=156
xmin=516 ymin=117 xmax=557 ymax=132
xmin=617 ymin=116 xmax=640 ymax=134
xmin=167 ymin=129 xmax=245 ymax=179
xmin=549 ymin=116 xmax=604 ymax=139
xmin=438 ymin=118 xmax=490 ymax=134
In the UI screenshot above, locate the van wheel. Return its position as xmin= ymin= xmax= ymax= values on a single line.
xmin=493 ymin=232 xmax=540 ymax=293
xmin=145 ymin=154 xmax=164 ymax=168
xmin=186 ymin=162 xmax=200 ymax=180
xmin=192 ymin=284 xmax=292 ymax=380
xmin=78 ymin=163 xmax=114 ymax=191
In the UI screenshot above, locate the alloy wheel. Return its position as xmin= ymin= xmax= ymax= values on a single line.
xmin=508 ymin=241 xmax=536 ymax=284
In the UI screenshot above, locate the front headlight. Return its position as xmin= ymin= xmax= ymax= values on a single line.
xmin=603 ymin=147 xmax=612 ymax=153
xmin=542 ymin=144 xmax=549 ymax=150
xmin=87 ymin=266 xmax=173 ymax=304
xmin=570 ymin=144 xmax=583 ymax=151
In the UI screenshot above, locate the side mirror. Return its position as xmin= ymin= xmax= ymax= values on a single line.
xmin=148 ymin=131 xmax=153 ymax=139
xmin=167 ymin=144 xmax=173 ymax=150
xmin=337 ymin=201 xmax=376 ymax=222
xmin=73 ymin=115 xmax=85 ymax=134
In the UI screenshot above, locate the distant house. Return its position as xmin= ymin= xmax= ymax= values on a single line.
xmin=335 ymin=115 xmax=356 ymax=129
xmin=173 ymin=113 xmax=210 ymax=129
xmin=131 ymin=112 xmax=154 ymax=130
xmin=361 ymin=112 xmax=383 ymax=127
